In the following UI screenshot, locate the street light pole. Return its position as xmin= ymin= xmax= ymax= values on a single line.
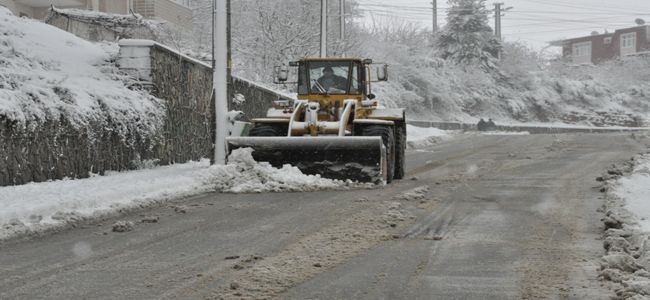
xmin=213 ymin=0 xmax=228 ymax=164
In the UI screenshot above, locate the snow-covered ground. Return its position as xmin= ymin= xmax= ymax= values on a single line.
xmin=614 ymin=155 xmax=650 ymax=232
xmin=0 ymin=149 xmax=358 ymax=240
xmin=406 ymin=124 xmax=451 ymax=149
xmin=0 ymin=125 xmax=455 ymax=240
xmin=0 ymin=6 xmax=162 ymax=132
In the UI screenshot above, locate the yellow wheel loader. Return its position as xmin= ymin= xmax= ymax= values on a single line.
xmin=226 ymin=58 xmax=406 ymax=183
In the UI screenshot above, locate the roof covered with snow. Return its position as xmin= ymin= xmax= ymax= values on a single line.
xmin=45 ymin=7 xmax=157 ymax=27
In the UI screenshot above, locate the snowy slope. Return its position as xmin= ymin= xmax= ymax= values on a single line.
xmin=0 ymin=148 xmax=356 ymax=240
xmin=614 ymin=155 xmax=650 ymax=232
xmin=369 ymin=55 xmax=650 ymax=127
xmin=0 ymin=7 xmax=163 ymax=132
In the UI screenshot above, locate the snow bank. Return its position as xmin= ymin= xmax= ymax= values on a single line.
xmin=598 ymin=157 xmax=650 ymax=299
xmin=0 ymin=148 xmax=360 ymax=240
xmin=406 ymin=125 xmax=450 ymax=149
xmin=407 ymin=124 xmax=449 ymax=140
xmin=614 ymin=155 xmax=650 ymax=232
xmin=0 ymin=6 xmax=163 ymax=132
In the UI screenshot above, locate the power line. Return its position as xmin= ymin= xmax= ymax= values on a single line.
xmin=522 ymin=0 xmax=644 ymax=15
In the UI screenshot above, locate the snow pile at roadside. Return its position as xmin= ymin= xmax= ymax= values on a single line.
xmin=614 ymin=155 xmax=650 ymax=232
xmin=0 ymin=160 xmax=211 ymax=240
xmin=406 ymin=125 xmax=450 ymax=149
xmin=0 ymin=149 xmax=356 ymax=240
xmin=0 ymin=6 xmax=163 ymax=132
xmin=597 ymin=155 xmax=650 ymax=299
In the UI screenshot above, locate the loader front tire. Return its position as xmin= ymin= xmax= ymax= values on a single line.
xmin=360 ymin=125 xmax=395 ymax=183
xmin=249 ymin=123 xmax=287 ymax=137
xmin=394 ymin=122 xmax=406 ymax=180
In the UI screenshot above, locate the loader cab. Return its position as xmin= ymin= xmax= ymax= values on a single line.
xmin=277 ymin=58 xmax=387 ymax=101
xmin=296 ymin=59 xmax=365 ymax=97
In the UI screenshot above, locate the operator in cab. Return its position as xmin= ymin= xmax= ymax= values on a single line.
xmin=314 ymin=66 xmax=348 ymax=92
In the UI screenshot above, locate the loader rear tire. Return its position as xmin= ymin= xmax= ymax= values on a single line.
xmin=249 ymin=123 xmax=287 ymax=137
xmin=360 ymin=125 xmax=395 ymax=183
xmin=394 ymin=122 xmax=406 ymax=180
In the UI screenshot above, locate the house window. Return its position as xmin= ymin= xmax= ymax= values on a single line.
xmin=620 ymin=32 xmax=637 ymax=55
xmin=621 ymin=33 xmax=636 ymax=49
xmin=604 ymin=37 xmax=612 ymax=44
xmin=573 ymin=42 xmax=591 ymax=57
xmin=571 ymin=41 xmax=592 ymax=64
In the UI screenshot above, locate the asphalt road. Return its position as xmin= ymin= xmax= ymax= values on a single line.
xmin=1 ymin=133 xmax=648 ymax=299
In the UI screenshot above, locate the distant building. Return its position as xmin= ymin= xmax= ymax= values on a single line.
xmin=551 ymin=25 xmax=650 ymax=64
xmin=0 ymin=0 xmax=192 ymax=30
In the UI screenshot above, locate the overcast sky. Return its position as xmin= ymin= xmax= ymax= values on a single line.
xmin=357 ymin=0 xmax=650 ymax=51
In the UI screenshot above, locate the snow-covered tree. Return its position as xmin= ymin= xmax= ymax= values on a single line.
xmin=437 ymin=0 xmax=501 ymax=68
xmin=184 ymin=0 xmax=361 ymax=82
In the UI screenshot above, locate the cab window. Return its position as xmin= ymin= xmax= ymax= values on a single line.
xmin=308 ymin=61 xmax=350 ymax=94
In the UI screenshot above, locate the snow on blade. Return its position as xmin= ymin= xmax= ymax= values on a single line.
xmin=205 ymin=148 xmax=352 ymax=193
xmin=0 ymin=148 xmax=361 ymax=240
xmin=614 ymin=155 xmax=650 ymax=232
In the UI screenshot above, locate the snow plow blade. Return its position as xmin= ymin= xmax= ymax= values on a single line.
xmin=226 ymin=137 xmax=386 ymax=183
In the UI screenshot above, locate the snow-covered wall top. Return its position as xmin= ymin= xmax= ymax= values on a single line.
xmin=44 ymin=8 xmax=161 ymax=42
xmin=118 ymin=39 xmax=212 ymax=82
xmin=117 ymin=38 xmax=296 ymax=101
xmin=0 ymin=6 xmax=163 ymax=132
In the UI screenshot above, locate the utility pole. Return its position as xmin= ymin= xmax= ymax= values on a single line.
xmin=213 ymin=0 xmax=228 ymax=165
xmin=494 ymin=3 xmax=512 ymax=40
xmin=226 ymin=0 xmax=233 ymax=111
xmin=494 ymin=3 xmax=502 ymax=40
xmin=339 ymin=0 xmax=345 ymax=40
xmin=494 ymin=3 xmax=511 ymax=60
xmin=211 ymin=0 xmax=215 ymax=69
xmin=339 ymin=0 xmax=345 ymax=57
xmin=431 ymin=0 xmax=437 ymax=34
xmin=320 ymin=0 xmax=328 ymax=58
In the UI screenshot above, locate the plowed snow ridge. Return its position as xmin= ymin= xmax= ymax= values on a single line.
xmin=0 ymin=148 xmax=359 ymax=240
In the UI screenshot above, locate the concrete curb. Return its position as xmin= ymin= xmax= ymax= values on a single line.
xmin=408 ymin=120 xmax=650 ymax=134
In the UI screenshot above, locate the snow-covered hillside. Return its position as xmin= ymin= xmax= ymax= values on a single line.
xmin=0 ymin=7 xmax=163 ymax=133
xmin=368 ymin=47 xmax=650 ymax=127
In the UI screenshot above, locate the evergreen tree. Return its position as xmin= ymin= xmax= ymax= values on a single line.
xmin=437 ymin=0 xmax=501 ymax=68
